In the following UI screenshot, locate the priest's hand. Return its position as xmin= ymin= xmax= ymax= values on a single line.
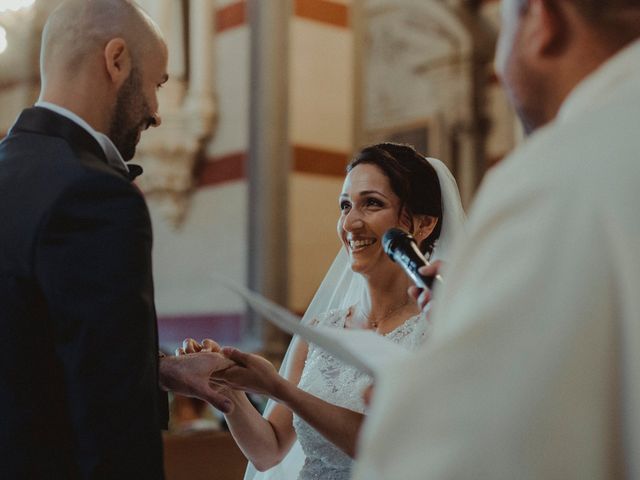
xmin=212 ymin=347 xmax=283 ymax=399
xmin=408 ymin=261 xmax=442 ymax=310
xmin=159 ymin=352 xmax=236 ymax=414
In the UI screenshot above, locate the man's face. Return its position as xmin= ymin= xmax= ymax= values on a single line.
xmin=109 ymin=41 xmax=168 ymax=161
xmin=495 ymin=0 xmax=545 ymax=134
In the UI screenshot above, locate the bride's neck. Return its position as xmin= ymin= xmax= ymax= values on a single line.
xmin=365 ymin=269 xmax=416 ymax=319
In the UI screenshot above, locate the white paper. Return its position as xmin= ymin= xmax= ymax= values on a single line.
xmin=219 ymin=279 xmax=411 ymax=377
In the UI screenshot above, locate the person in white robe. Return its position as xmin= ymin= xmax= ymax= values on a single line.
xmin=353 ymin=1 xmax=640 ymax=479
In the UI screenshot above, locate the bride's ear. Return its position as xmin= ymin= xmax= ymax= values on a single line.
xmin=413 ymin=215 xmax=438 ymax=243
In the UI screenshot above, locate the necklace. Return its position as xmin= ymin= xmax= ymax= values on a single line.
xmin=364 ymin=298 xmax=410 ymax=329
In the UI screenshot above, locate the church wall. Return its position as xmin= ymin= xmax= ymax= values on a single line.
xmin=0 ymin=0 xmax=520 ymax=352
xmin=288 ymin=1 xmax=354 ymax=313
xmin=149 ymin=1 xmax=251 ymax=350
xmin=149 ymin=0 xmax=357 ymax=348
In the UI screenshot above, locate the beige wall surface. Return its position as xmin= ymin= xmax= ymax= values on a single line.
xmin=0 ymin=0 xmax=518 ymax=352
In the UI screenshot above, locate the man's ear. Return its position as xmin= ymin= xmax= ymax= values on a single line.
xmin=104 ymin=38 xmax=132 ymax=88
xmin=521 ymin=0 xmax=567 ymax=58
xmin=414 ymin=215 xmax=438 ymax=243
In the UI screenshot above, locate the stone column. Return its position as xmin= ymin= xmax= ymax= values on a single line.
xmin=184 ymin=0 xmax=215 ymax=118
xmin=247 ymin=0 xmax=291 ymax=360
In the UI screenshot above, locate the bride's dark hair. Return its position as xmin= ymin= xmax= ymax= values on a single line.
xmin=346 ymin=142 xmax=443 ymax=257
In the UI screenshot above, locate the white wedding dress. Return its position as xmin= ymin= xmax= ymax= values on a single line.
xmin=292 ymin=307 xmax=431 ymax=480
xmin=244 ymin=156 xmax=466 ymax=480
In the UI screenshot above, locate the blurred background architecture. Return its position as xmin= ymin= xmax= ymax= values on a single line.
xmin=0 ymin=0 xmax=519 ymax=363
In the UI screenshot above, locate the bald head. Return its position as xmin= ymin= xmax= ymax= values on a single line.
xmin=40 ymin=0 xmax=163 ymax=79
xmin=38 ymin=0 xmax=168 ymax=160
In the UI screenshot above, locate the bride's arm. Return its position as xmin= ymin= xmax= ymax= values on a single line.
xmin=177 ymin=338 xmax=300 ymax=471
xmin=221 ymin=390 xmax=296 ymax=471
xmin=220 ymin=341 xmax=310 ymax=471
xmin=219 ymin=344 xmax=365 ymax=459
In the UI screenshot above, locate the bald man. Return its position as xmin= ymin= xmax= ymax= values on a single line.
xmin=2 ymin=0 xmax=181 ymax=477
xmin=354 ymin=1 xmax=640 ymax=479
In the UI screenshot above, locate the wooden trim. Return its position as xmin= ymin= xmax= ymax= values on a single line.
xmin=293 ymin=144 xmax=349 ymax=177
xmin=294 ymin=0 xmax=349 ymax=28
xmin=215 ymin=1 xmax=247 ymax=33
xmin=197 ymin=152 xmax=246 ymax=187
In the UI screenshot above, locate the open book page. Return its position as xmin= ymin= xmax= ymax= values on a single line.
xmin=220 ymin=279 xmax=411 ymax=377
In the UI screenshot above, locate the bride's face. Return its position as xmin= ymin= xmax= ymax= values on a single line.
xmin=337 ymin=163 xmax=409 ymax=276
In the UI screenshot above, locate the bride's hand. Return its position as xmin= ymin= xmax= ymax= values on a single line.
xmin=172 ymin=338 xmax=240 ymax=412
xmin=159 ymin=352 xmax=236 ymax=413
xmin=176 ymin=337 xmax=222 ymax=355
xmin=212 ymin=347 xmax=284 ymax=398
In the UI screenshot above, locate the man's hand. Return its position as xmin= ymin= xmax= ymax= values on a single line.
xmin=211 ymin=347 xmax=283 ymax=399
xmin=159 ymin=352 xmax=236 ymax=413
xmin=408 ymin=261 xmax=442 ymax=311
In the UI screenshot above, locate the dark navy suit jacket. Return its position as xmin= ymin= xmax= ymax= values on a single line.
xmin=0 ymin=107 xmax=166 ymax=479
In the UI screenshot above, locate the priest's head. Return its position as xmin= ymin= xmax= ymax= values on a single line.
xmin=495 ymin=0 xmax=640 ymax=134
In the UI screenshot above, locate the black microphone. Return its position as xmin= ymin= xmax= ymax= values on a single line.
xmin=382 ymin=228 xmax=442 ymax=290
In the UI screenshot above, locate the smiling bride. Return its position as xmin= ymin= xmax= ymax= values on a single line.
xmin=181 ymin=143 xmax=466 ymax=480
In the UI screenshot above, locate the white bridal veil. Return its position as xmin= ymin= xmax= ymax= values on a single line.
xmin=244 ymin=157 xmax=466 ymax=480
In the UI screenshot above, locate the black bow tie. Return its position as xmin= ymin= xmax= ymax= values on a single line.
xmin=127 ymin=164 xmax=144 ymax=181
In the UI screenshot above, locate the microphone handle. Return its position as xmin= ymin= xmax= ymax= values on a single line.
xmin=408 ymin=265 xmax=443 ymax=290
xmin=392 ymin=247 xmax=442 ymax=290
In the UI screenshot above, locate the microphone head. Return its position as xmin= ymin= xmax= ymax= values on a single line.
xmin=382 ymin=228 xmax=414 ymax=258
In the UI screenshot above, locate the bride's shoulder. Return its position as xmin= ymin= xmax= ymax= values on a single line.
xmin=310 ymin=306 xmax=351 ymax=328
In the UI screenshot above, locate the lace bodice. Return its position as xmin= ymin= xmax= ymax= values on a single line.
xmin=292 ymin=307 xmax=430 ymax=480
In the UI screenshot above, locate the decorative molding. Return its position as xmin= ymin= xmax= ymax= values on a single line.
xmin=211 ymin=0 xmax=350 ymax=34
xmin=356 ymin=0 xmax=497 ymax=206
xmin=198 ymin=152 xmax=246 ymax=187
xmin=216 ymin=1 xmax=247 ymax=33
xmin=194 ymin=145 xmax=348 ymax=189
xmin=293 ymin=145 xmax=348 ymax=176
xmin=136 ymin=0 xmax=217 ymax=228
xmin=294 ymin=0 xmax=349 ymax=28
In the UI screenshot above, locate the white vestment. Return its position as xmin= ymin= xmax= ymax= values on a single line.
xmin=354 ymin=39 xmax=640 ymax=480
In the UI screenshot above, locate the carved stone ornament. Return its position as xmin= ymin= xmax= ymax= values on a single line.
xmin=357 ymin=0 xmax=492 ymax=205
xmin=134 ymin=0 xmax=217 ymax=228
xmin=135 ymin=86 xmax=216 ymax=228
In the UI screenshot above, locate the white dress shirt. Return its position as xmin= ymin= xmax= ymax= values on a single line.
xmin=354 ymin=39 xmax=640 ymax=480
xmin=35 ymin=101 xmax=129 ymax=174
